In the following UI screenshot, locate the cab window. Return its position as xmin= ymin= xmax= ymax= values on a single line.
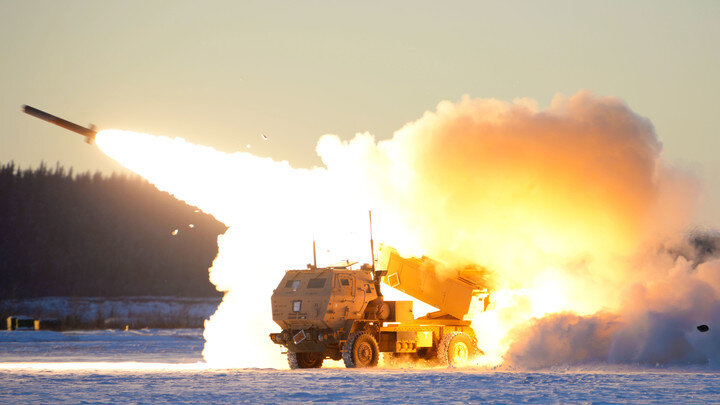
xmin=307 ymin=278 xmax=326 ymax=289
xmin=336 ymin=275 xmax=354 ymax=296
xmin=285 ymin=280 xmax=301 ymax=291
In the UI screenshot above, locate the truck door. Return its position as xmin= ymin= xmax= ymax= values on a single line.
xmin=336 ymin=274 xmax=354 ymax=300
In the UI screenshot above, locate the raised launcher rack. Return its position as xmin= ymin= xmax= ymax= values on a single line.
xmin=376 ymin=244 xmax=490 ymax=321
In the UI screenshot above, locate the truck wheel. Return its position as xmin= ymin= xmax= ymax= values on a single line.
xmin=342 ymin=332 xmax=379 ymax=368
xmin=288 ymin=352 xmax=324 ymax=369
xmin=437 ymin=332 xmax=475 ymax=367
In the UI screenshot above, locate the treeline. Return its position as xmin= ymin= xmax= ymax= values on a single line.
xmin=0 ymin=162 xmax=227 ymax=298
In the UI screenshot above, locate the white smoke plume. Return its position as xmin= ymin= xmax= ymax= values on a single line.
xmin=95 ymin=131 xmax=375 ymax=367
xmin=506 ymin=233 xmax=720 ymax=368
xmin=95 ymin=90 xmax=716 ymax=368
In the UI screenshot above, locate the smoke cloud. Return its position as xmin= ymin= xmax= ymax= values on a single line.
xmin=317 ymin=90 xmax=706 ymax=367
xmin=95 ymin=90 xmax=715 ymax=369
xmin=506 ymin=233 xmax=720 ymax=368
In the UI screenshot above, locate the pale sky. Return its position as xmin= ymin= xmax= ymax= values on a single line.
xmin=1 ymin=1 xmax=718 ymax=224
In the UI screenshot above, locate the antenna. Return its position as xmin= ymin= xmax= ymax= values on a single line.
xmin=312 ymin=235 xmax=318 ymax=269
xmin=369 ymin=210 xmax=375 ymax=271
xmin=369 ymin=210 xmax=383 ymax=299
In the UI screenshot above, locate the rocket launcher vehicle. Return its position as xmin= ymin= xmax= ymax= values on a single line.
xmin=270 ymin=242 xmax=492 ymax=369
xmin=22 ymin=105 xmax=98 ymax=144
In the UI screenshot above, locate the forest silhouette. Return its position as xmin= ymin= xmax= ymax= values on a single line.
xmin=0 ymin=162 xmax=226 ymax=299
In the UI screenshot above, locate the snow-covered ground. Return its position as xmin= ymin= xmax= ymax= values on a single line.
xmin=1 ymin=329 xmax=719 ymax=403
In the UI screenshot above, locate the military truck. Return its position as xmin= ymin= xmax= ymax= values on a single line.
xmin=269 ymin=243 xmax=490 ymax=368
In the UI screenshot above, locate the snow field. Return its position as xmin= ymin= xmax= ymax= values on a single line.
xmin=1 ymin=329 xmax=719 ymax=403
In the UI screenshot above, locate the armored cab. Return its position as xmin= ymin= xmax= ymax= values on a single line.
xmin=270 ymin=265 xmax=380 ymax=368
xmin=272 ymin=267 xmax=377 ymax=331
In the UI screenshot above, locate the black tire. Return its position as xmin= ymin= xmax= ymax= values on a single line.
xmin=437 ymin=332 xmax=475 ymax=367
xmin=288 ymin=352 xmax=324 ymax=369
xmin=342 ymin=332 xmax=379 ymax=368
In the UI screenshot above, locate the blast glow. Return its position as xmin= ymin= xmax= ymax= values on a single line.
xmin=94 ymin=130 xmax=384 ymax=368
xmin=95 ymin=91 xmax=717 ymax=369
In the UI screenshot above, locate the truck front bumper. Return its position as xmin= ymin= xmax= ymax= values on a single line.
xmin=269 ymin=329 xmax=335 ymax=353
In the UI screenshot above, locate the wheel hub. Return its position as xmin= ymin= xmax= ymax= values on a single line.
xmin=452 ymin=342 xmax=469 ymax=362
xmin=357 ymin=342 xmax=372 ymax=364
